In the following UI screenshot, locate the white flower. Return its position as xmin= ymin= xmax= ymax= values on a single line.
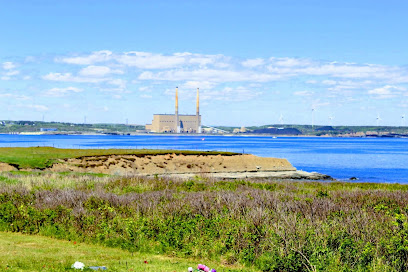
xmin=72 ymin=261 xmax=85 ymax=270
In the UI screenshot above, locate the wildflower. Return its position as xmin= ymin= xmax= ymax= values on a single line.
xmin=71 ymin=261 xmax=85 ymax=270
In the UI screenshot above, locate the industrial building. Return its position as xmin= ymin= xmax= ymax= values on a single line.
xmin=146 ymin=87 xmax=202 ymax=133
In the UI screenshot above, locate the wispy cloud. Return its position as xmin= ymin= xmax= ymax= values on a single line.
xmin=56 ymin=50 xmax=113 ymax=65
xmin=0 ymin=93 xmax=31 ymax=100
xmin=368 ymin=85 xmax=407 ymax=99
xmin=43 ymin=87 xmax=83 ymax=97
xmin=17 ymin=104 xmax=49 ymax=112
xmin=242 ymin=58 xmax=264 ymax=68
xmin=140 ymin=94 xmax=152 ymax=99
xmin=139 ymin=69 xmax=282 ymax=83
xmin=165 ymin=86 xmax=261 ymax=102
xmin=294 ymin=91 xmax=315 ymax=96
xmin=43 ymin=72 xmax=109 ymax=83
xmin=79 ymin=65 xmax=123 ymax=77
xmin=2 ymin=62 xmax=16 ymax=70
xmin=1 ymin=62 xmax=20 ymax=80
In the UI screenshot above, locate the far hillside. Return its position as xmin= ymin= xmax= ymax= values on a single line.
xmin=214 ymin=124 xmax=408 ymax=137
xmin=0 ymin=120 xmax=145 ymax=134
xmin=2 ymin=120 xmax=408 ymax=137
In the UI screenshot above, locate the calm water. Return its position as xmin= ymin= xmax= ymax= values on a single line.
xmin=1 ymin=134 xmax=407 ymax=183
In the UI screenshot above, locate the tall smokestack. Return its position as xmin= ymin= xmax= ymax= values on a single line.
xmin=175 ymin=87 xmax=180 ymax=133
xmin=196 ymin=87 xmax=201 ymax=133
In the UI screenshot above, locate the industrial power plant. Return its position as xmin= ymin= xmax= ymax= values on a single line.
xmin=145 ymin=87 xmax=202 ymax=133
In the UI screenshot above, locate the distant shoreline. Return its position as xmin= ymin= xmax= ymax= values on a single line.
xmin=1 ymin=132 xmax=407 ymax=138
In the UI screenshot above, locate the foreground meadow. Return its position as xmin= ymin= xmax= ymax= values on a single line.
xmin=1 ymin=171 xmax=408 ymax=271
xmin=0 ymin=231 xmax=247 ymax=272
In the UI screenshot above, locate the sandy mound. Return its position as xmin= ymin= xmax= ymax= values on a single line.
xmin=50 ymin=154 xmax=296 ymax=175
xmin=0 ymin=162 xmax=17 ymax=172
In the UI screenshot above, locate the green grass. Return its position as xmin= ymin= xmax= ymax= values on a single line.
xmin=0 ymin=232 xmax=251 ymax=272
xmin=0 ymin=147 xmax=238 ymax=169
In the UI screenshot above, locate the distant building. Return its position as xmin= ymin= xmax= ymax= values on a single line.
xmin=233 ymin=127 xmax=247 ymax=133
xmin=146 ymin=87 xmax=202 ymax=133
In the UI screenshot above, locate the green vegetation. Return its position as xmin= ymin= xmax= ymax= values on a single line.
xmin=0 ymin=232 xmax=248 ymax=272
xmin=0 ymin=147 xmax=238 ymax=169
xmin=2 ymin=171 xmax=408 ymax=271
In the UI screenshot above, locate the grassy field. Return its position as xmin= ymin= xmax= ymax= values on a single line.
xmin=2 ymin=171 xmax=408 ymax=271
xmin=0 ymin=147 xmax=238 ymax=169
xmin=0 ymin=231 xmax=250 ymax=272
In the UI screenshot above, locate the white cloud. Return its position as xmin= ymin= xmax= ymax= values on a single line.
xmin=1 ymin=62 xmax=19 ymax=80
xmin=180 ymin=81 xmax=216 ymax=90
xmin=294 ymin=91 xmax=315 ymax=96
xmin=368 ymin=85 xmax=407 ymax=99
xmin=57 ymin=50 xmax=113 ymax=65
xmin=203 ymin=86 xmax=262 ymax=101
xmin=0 ymin=93 xmax=31 ymax=100
xmin=18 ymin=104 xmax=49 ymax=112
xmin=269 ymin=57 xmax=314 ymax=67
xmin=165 ymin=86 xmax=261 ymax=102
xmin=189 ymin=55 xmax=220 ymax=66
xmin=312 ymin=100 xmax=330 ymax=109
xmin=117 ymin=51 xmax=186 ymax=69
xmin=140 ymin=94 xmax=152 ymax=99
xmin=58 ymin=51 xmax=230 ymax=70
xmin=79 ymin=65 xmax=123 ymax=77
xmin=2 ymin=62 xmax=16 ymax=70
xmin=24 ymin=56 xmax=36 ymax=63
xmin=322 ymin=80 xmax=337 ymax=85
xmin=242 ymin=58 xmax=264 ymax=68
xmin=138 ymin=86 xmax=151 ymax=92
xmin=54 ymin=51 xmax=408 ymax=85
xmin=43 ymin=87 xmax=83 ymax=97
xmin=42 ymin=72 xmax=107 ymax=83
xmin=139 ymin=69 xmax=282 ymax=83
xmin=4 ymin=70 xmax=19 ymax=76
xmin=108 ymin=78 xmax=126 ymax=90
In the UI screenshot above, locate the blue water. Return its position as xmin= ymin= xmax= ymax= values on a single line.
xmin=0 ymin=134 xmax=407 ymax=183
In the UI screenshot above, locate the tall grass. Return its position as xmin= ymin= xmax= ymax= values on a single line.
xmin=1 ymin=173 xmax=408 ymax=271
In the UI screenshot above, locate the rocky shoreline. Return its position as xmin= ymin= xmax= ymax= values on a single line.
xmin=150 ymin=170 xmax=333 ymax=180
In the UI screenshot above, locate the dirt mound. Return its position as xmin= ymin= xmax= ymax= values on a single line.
xmin=0 ymin=162 xmax=17 ymax=172
xmin=50 ymin=154 xmax=296 ymax=175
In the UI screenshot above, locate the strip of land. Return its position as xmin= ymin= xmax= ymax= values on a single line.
xmin=0 ymin=147 xmax=331 ymax=180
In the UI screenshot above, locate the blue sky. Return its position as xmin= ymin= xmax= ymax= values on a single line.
xmin=1 ymin=0 xmax=408 ymax=126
